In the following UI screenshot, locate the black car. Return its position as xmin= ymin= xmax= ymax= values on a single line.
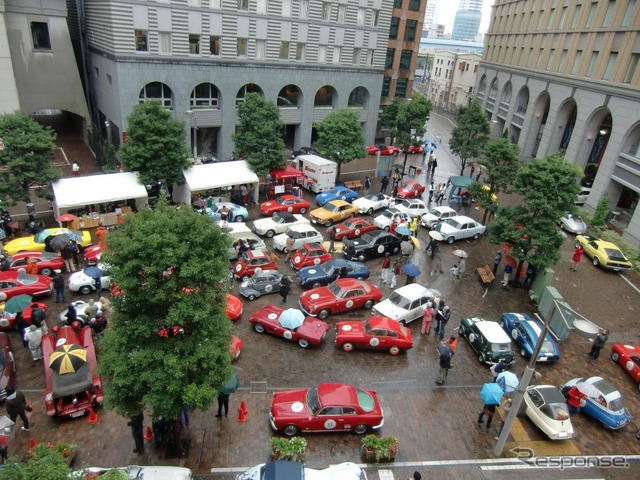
xmin=342 ymin=230 xmax=402 ymax=263
xmin=291 ymin=147 xmax=317 ymax=158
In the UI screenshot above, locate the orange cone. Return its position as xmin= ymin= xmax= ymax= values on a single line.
xmin=88 ymin=408 xmax=99 ymax=423
xmin=239 ymin=400 xmax=248 ymax=414
xmin=144 ymin=426 xmax=153 ymax=441
xmin=29 ymin=438 xmax=38 ymax=448
xmin=237 ymin=407 xmax=246 ymax=423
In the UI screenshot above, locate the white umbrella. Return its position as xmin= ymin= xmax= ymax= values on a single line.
xmin=496 ymin=371 xmax=519 ymax=393
xmin=429 ymin=230 xmax=444 ymax=241
xmin=452 ymin=249 xmax=468 ymax=258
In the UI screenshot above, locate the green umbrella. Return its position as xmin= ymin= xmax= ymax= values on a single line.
xmin=4 ymin=294 xmax=33 ymax=314
xmin=220 ymin=371 xmax=240 ymax=394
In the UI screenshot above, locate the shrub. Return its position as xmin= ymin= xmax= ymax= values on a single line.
xmin=591 ymin=196 xmax=609 ymax=228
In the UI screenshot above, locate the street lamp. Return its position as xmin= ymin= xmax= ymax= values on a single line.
xmin=185 ymin=110 xmax=197 ymax=158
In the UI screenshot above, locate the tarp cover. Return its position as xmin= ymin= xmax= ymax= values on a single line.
xmin=52 ymin=172 xmax=148 ymax=209
xmin=52 ymin=363 xmax=93 ymax=398
xmin=183 ymin=160 xmax=259 ymax=192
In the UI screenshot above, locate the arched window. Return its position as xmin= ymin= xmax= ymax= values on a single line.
xmin=488 ymin=78 xmax=498 ymax=99
xmin=477 ymin=75 xmax=487 ymax=94
xmin=278 ymin=85 xmax=301 ymax=107
xmin=348 ymin=87 xmax=368 ymax=108
xmin=314 ymin=86 xmax=337 ymax=107
xmin=501 ymin=82 xmax=512 ymax=104
xmin=139 ymin=82 xmax=173 ymax=108
xmin=236 ymin=83 xmax=263 ymax=105
xmin=190 ymin=83 xmax=220 ymax=109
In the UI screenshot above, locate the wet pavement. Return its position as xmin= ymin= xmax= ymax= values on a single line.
xmin=4 ymin=113 xmax=640 ymax=479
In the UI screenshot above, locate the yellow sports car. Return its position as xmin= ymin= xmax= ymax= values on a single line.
xmin=3 ymin=228 xmax=93 ymax=256
xmin=575 ymin=234 xmax=632 ymax=272
xmin=310 ymin=200 xmax=359 ymax=227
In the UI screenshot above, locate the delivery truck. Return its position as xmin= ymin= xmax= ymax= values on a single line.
xmin=290 ymin=154 xmax=337 ymax=193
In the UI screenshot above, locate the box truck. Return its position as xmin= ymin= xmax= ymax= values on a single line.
xmin=290 ymin=154 xmax=337 ymax=193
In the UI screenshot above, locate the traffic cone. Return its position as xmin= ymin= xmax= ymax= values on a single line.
xmin=29 ymin=438 xmax=38 ymax=448
xmin=239 ymin=400 xmax=248 ymax=414
xmin=237 ymin=407 xmax=246 ymax=423
xmin=87 ymin=408 xmax=99 ymax=423
xmin=144 ymin=426 xmax=153 ymax=441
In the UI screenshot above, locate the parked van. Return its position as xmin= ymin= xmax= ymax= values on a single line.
xmin=458 ymin=317 xmax=514 ymax=365
xmin=290 ymin=154 xmax=337 ymax=193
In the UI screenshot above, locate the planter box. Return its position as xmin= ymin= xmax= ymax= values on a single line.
xmin=271 ymin=452 xmax=305 ymax=462
xmin=363 ymin=446 xmax=397 ymax=462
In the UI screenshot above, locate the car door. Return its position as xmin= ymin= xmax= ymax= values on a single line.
xmin=514 ymin=323 xmax=528 ymax=348
xmin=313 ymin=406 xmax=350 ymax=432
xmin=407 ymin=297 xmax=424 ymax=323
xmin=367 ymin=328 xmax=388 ymax=349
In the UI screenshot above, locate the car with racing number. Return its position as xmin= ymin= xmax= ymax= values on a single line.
xmin=290 ymin=242 xmax=333 ymax=270
xmin=373 ymin=208 xmax=410 ymax=231
xmin=272 ymin=225 xmax=324 ymax=253
xmin=253 ymin=211 xmax=309 ymax=238
xmin=297 ymin=259 xmax=370 ymax=289
xmin=233 ymin=250 xmax=279 ymax=281
xmin=7 ymin=251 xmax=64 ymax=276
xmin=396 ymin=181 xmax=425 ymax=200
xmin=575 ymin=234 xmax=632 ymax=271
xmin=239 ymin=270 xmax=283 ymax=301
xmin=420 ymin=206 xmax=458 ymax=229
xmin=310 ymin=200 xmax=359 ymax=227
xmin=299 ymin=278 xmax=382 ymax=320
xmin=394 ymin=198 xmax=429 ymax=219
xmin=326 ymin=218 xmax=377 ymax=241
xmin=342 ymin=230 xmax=403 ymax=262
xmin=352 ymin=193 xmax=394 ymax=215
xmin=315 ymin=186 xmax=359 ymax=206
xmin=249 ymin=306 xmax=330 ymax=349
xmin=3 ymin=228 xmax=92 ymax=256
xmin=372 ymin=284 xmax=440 ymax=325
xmin=260 ymin=194 xmax=310 ymax=216
xmin=433 ymin=215 xmax=486 ymax=244
xmin=335 ymin=316 xmax=413 ymax=355
xmin=610 ymin=344 xmax=640 ymax=391
xmin=458 ymin=317 xmax=514 ymax=365
xmin=0 ymin=271 xmax=52 ymax=300
xmin=500 ymin=312 xmax=561 ymax=363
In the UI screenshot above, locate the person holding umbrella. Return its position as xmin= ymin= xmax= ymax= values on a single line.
xmin=403 ymin=263 xmax=420 ymax=285
xmin=61 ymin=245 xmax=75 ymax=272
xmin=436 ymin=341 xmax=453 ymax=385
xmin=217 ymin=371 xmax=240 ymax=418
xmin=478 ymin=383 xmax=504 ymax=429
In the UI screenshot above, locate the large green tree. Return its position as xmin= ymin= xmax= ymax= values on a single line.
xmin=314 ymin=109 xmax=366 ymax=180
xmin=449 ymin=99 xmax=490 ymax=175
xmin=0 ymin=112 xmax=59 ymax=205
xmin=99 ymin=200 xmax=233 ymax=419
xmin=233 ymin=93 xmax=285 ymax=177
xmin=379 ymin=94 xmax=432 ymax=147
xmin=118 ymin=101 xmax=190 ymax=188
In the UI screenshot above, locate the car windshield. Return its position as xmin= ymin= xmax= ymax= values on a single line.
xmin=327 ymin=282 xmax=346 ymax=298
xmin=285 ymin=229 xmax=303 ymax=239
xmin=608 ymin=397 xmax=624 ymax=412
xmin=344 ymin=219 xmax=357 ymax=229
xmin=16 ymin=272 xmax=39 ymax=285
xmin=381 ymin=210 xmax=394 ymax=220
xmin=359 ymin=233 xmax=376 ymax=245
xmin=442 ymin=218 xmax=462 ymax=229
xmin=306 ymin=387 xmax=322 ymax=415
xmin=540 ymin=339 xmax=556 ymax=354
xmin=401 ymin=200 xmax=412 ymax=208
xmin=273 ymin=215 xmax=285 ymax=224
xmin=241 ymin=252 xmax=250 ymax=262
xmin=275 ymin=197 xmax=288 ymax=205
xmin=491 ymin=343 xmax=511 ymax=353
xmin=388 ymin=292 xmax=411 ymax=309
xmin=364 ymin=194 xmax=379 ymax=201
xmin=329 ymin=188 xmax=340 ymax=195
xmin=324 ymin=203 xmax=340 ymax=213
xmin=604 ymin=248 xmax=627 ymax=261
xmin=543 ymin=403 xmax=570 ymax=421
xmin=356 ymin=388 xmax=375 ymax=413
xmin=429 ymin=208 xmax=442 ymax=216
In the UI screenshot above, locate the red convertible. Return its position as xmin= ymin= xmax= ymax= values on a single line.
xmin=397 ymin=180 xmax=425 ymax=200
xmin=1 ymin=302 xmax=47 ymax=331
xmin=260 ymin=195 xmax=310 ymax=216
xmin=249 ymin=306 xmax=329 ymax=348
xmin=83 ymin=243 xmax=107 ymax=265
xmin=233 ymin=250 xmax=279 ymax=281
xmin=8 ymin=252 xmax=64 ymax=276
xmin=326 ymin=218 xmax=377 ymax=241
xmin=290 ymin=242 xmax=332 ymax=270
xmin=404 ymin=144 xmax=425 ymax=154
xmin=335 ymin=316 xmax=413 ymax=355
xmin=367 ymin=144 xmax=400 ymax=156
xmin=42 ymin=325 xmax=104 ymax=419
xmin=0 ymin=271 xmax=52 ymax=301
xmin=0 ymin=332 xmax=15 ymax=401
xmin=611 ymin=344 xmax=640 ymax=390
xmin=299 ymin=278 xmax=383 ymax=320
xmin=269 ymin=383 xmax=384 ymax=436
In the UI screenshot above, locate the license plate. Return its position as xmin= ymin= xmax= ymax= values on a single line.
xmin=70 ymin=410 xmax=85 ymax=418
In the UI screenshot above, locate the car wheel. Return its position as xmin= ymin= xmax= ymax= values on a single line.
xmin=298 ymin=338 xmax=310 ymax=348
xmin=318 ymin=309 xmax=330 ymax=320
xmin=326 ymin=219 xmax=333 ymax=227
xmin=472 ymin=233 xmax=480 ymax=240
xmin=384 ymin=225 xmax=390 ymax=232
xmin=266 ymin=230 xmax=275 ymax=238
xmin=389 ymin=346 xmax=400 ymax=356
xmin=357 ymin=254 xmax=366 ymax=263
xmin=283 ymin=425 xmax=300 ymax=437
xmin=446 ymin=236 xmax=455 ymax=244
xmin=247 ymin=294 xmax=256 ymax=301
xmin=312 ymin=281 xmax=322 ymax=289
xmin=364 ymin=299 xmax=374 ymax=309
xmin=478 ymin=353 xmax=485 ymax=363
xmin=520 ymin=348 xmax=527 ymax=357
xmin=367 ymin=208 xmax=373 ymax=215
xmin=235 ymin=215 xmax=244 ymax=222
xmin=611 ymin=351 xmax=619 ymax=362
xmin=352 ymin=424 xmax=369 ymax=435
xmin=282 ymin=247 xmax=288 ymax=254
xmin=241 ymin=275 xmax=250 ymax=281
xmin=392 ymin=247 xmax=399 ymax=254
xmin=79 ymin=286 xmax=92 ymax=295
xmin=342 ymin=342 xmax=354 ymax=352
xmin=299 ymin=207 xmax=307 ymax=214
xmin=40 ymin=267 xmax=53 ymax=276
xmin=341 ymin=196 xmax=347 ymax=201
xmin=253 ymin=323 xmax=265 ymax=333
xmin=500 ymin=320 xmax=505 ymax=328
xmin=593 ymin=257 xmax=600 ymax=266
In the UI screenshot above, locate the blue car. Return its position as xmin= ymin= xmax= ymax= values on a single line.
xmin=500 ymin=313 xmax=560 ymax=363
xmin=206 ymin=202 xmax=249 ymax=222
xmin=562 ymin=376 xmax=632 ymax=430
xmin=315 ymin=186 xmax=359 ymax=206
xmin=296 ymin=259 xmax=370 ymax=289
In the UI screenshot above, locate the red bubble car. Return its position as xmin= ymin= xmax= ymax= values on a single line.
xmin=260 ymin=194 xmax=310 ymax=216
xmin=326 ymin=218 xmax=377 ymax=241
xmin=225 ymin=293 xmax=243 ymax=321
xmin=249 ymin=306 xmax=329 ymax=349
xmin=396 ymin=181 xmax=425 ymax=200
xmin=335 ymin=316 xmax=413 ymax=355
xmin=299 ymin=278 xmax=383 ymax=320
xmin=290 ymin=242 xmax=332 ymax=270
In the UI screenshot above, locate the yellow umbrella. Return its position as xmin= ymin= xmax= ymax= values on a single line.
xmin=49 ymin=344 xmax=87 ymax=375
xmin=409 ymin=236 xmax=422 ymax=249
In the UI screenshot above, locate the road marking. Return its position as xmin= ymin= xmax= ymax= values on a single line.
xmin=378 ymin=469 xmax=395 ymax=480
xmin=51 ymin=147 xmax=70 ymax=166
xmin=618 ymin=272 xmax=640 ymax=295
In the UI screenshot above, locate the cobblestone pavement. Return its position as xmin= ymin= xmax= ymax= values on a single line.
xmin=4 ymin=113 xmax=640 ymax=479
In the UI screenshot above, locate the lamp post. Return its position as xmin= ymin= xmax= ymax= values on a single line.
xmin=185 ymin=110 xmax=197 ymax=158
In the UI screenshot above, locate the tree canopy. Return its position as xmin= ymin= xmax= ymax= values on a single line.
xmin=449 ymin=99 xmax=490 ymax=175
xmin=233 ymin=93 xmax=286 ymax=177
xmin=0 ymin=112 xmax=59 ymax=205
xmin=314 ymin=109 xmax=366 ymax=179
xmin=380 ymin=94 xmax=432 ymax=146
xmin=118 ymin=101 xmax=190 ymax=188
xmin=99 ymin=200 xmax=234 ymax=419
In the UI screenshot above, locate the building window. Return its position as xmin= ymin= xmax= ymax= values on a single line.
xmin=393 ymin=0 xmax=403 ymax=8
xmin=191 ymin=83 xmax=219 ymax=108
xmin=381 ymin=77 xmax=390 ymax=97
xmin=404 ymin=20 xmax=417 ymax=41
xmin=210 ymin=36 xmax=220 ymax=56
xmin=603 ymin=0 xmax=616 ymax=27
xmin=546 ymin=49 xmax=556 ymax=70
xmin=189 ymin=35 xmax=200 ymax=54
xmin=282 ymin=0 xmax=291 ymax=16
xmin=389 ymin=17 xmax=399 ymax=39
xmin=256 ymin=39 xmax=265 ymax=59
xmin=559 ymin=6 xmax=568 ymax=28
xmin=371 ymin=9 xmax=379 ymax=26
xmin=300 ymin=0 xmax=309 ymax=18
xmin=586 ymin=2 xmax=598 ymax=28
xmin=604 ymin=52 xmax=618 ymax=80
xmin=107 ymin=74 xmax=112 ymax=85
xmin=139 ymin=82 xmax=173 ymax=108
xmin=238 ymin=0 xmax=248 ymax=11
xmin=30 ymin=22 xmax=51 ymax=50
xmin=624 ymin=54 xmax=639 ymax=83
xmin=367 ymin=49 xmax=374 ymax=65
xmin=135 ymin=30 xmax=148 ymax=52
xmin=188 ymin=0 xmax=200 ymax=6
xmin=338 ymin=5 xmax=346 ymax=22
xmin=210 ymin=0 xmax=221 ymax=7
xmin=322 ymin=2 xmax=331 ymax=21
xmin=622 ymin=0 xmax=636 ymax=27
xmin=237 ymin=38 xmax=247 ymax=57
xmin=571 ymin=50 xmax=583 ymax=75
xmin=318 ymin=45 xmax=327 ymax=62
xmin=399 ymin=50 xmax=412 ymax=70
xmin=396 ymin=78 xmax=408 ymax=97
xmin=357 ymin=8 xmax=365 ymax=25
xmin=559 ymin=49 xmax=568 ymax=72
xmin=352 ymin=48 xmax=361 ymax=64
xmin=280 ymin=41 xmax=290 ymax=59
xmin=296 ymin=43 xmax=305 ymax=61
xmin=587 ymin=51 xmax=599 ymax=76
xmin=332 ymin=46 xmax=341 ymax=64
xmin=408 ymin=0 xmax=420 ymax=11
xmin=159 ymin=32 xmax=172 ymax=54
xmin=385 ymin=48 xmax=395 ymax=68
xmin=571 ymin=5 xmax=581 ymax=29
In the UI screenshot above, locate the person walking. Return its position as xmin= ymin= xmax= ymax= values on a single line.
xmin=428 ymin=182 xmax=435 ymax=203
xmin=61 ymin=245 xmax=75 ymax=273
xmin=279 ymin=275 xmax=292 ymax=304
xmin=421 ymin=301 xmax=435 ymax=335
xmin=94 ymin=275 xmax=102 ymax=299
xmin=501 ymin=264 xmax=513 ymax=287
xmin=128 ymin=412 xmax=145 ymax=453
xmin=494 ymin=397 xmax=512 ymax=440
xmin=445 ymin=335 xmax=458 ymax=352
xmin=284 ymin=235 xmax=295 ymax=262
xmin=477 ymin=403 xmax=498 ymax=429
xmin=449 ymin=264 xmax=459 ymax=279
xmin=433 ymin=298 xmax=445 ymax=334
xmin=430 ymin=157 xmax=438 ymax=176
xmin=327 ymin=227 xmax=337 ymax=253
xmin=431 ymin=248 xmax=443 ymax=276
xmin=380 ymin=175 xmax=389 ymax=194
xmin=391 ymin=183 xmax=399 ymax=200
xmin=588 ymin=328 xmax=609 ymax=360
xmin=216 ymin=393 xmax=230 ymax=418
xmin=52 ymin=269 xmax=66 ymax=303
xmin=381 ymin=253 xmax=391 ymax=285
xmin=438 ymin=305 xmax=451 ymax=340
xmin=436 ymin=342 xmax=452 ymax=385
xmin=72 ymin=162 xmax=80 ymax=177
xmin=435 ymin=183 xmax=445 ymax=205
xmin=492 ymin=251 xmax=502 ymax=276
xmin=364 ymin=176 xmax=372 ymax=195
xmin=5 ymin=388 xmax=30 ymax=432
xmin=14 ymin=312 xmax=29 ymax=348
xmin=390 ymin=260 xmax=400 ymax=289
xmin=99 ymin=296 xmax=112 ymax=317
xmin=458 ymin=258 xmax=466 ymax=280
xmin=410 ymin=216 xmax=418 ymax=237
xmin=570 ymin=244 xmax=584 ymax=271
xmin=427 ymin=156 xmax=434 ymax=177
xmin=25 ymin=325 xmax=43 ymax=361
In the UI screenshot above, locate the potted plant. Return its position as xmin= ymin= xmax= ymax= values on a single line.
xmin=270 ymin=436 xmax=307 ymax=461
xmin=361 ymin=434 xmax=398 ymax=462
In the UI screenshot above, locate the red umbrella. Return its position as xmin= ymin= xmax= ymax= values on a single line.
xmin=58 ymin=213 xmax=77 ymax=222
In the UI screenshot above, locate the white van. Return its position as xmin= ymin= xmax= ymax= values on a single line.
xmin=290 ymin=154 xmax=337 ymax=193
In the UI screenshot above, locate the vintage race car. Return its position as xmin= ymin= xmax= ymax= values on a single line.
xmin=373 ymin=284 xmax=440 ymax=325
xmin=367 ymin=144 xmax=400 ymax=156
xmin=610 ymin=344 xmax=640 ymax=391
xmin=327 ymin=218 xmax=378 ymax=241
xmin=500 ymin=313 xmax=560 ymax=363
xmin=575 ymin=234 xmax=632 ymax=271
xmin=239 ymin=270 xmax=283 ymax=301
xmin=404 ymin=144 xmax=425 ymax=154
xmin=260 ymin=194 xmax=310 ymax=216
xmin=342 ymin=230 xmax=403 ymax=263
xmin=226 ymin=293 xmax=243 ymax=321
xmin=352 ymin=193 xmax=394 ymax=215
xmin=3 ymin=228 xmax=92 ymax=256
xmin=315 ymin=186 xmax=359 ymax=206
xmin=396 ymin=181 xmax=425 ymax=200
xmin=249 ymin=306 xmax=329 ymax=348
xmin=524 ymin=385 xmax=573 ymax=440
xmin=269 ymin=383 xmax=384 ymax=436
xmin=253 ymin=212 xmax=309 ymax=238
xmin=228 ymin=232 xmax=267 ymax=260
xmin=420 ymin=206 xmax=458 ymax=229
xmin=230 ymin=335 xmax=243 ymax=360
xmin=68 ymin=268 xmax=111 ymax=295
xmin=83 ymin=243 xmax=107 ymax=265
xmin=2 ymin=302 xmax=48 ymax=330
xmin=310 ymin=200 xmax=359 ymax=227
xmin=0 ymin=271 xmax=52 ymax=300
xmin=562 ymin=376 xmax=632 ymax=430
xmin=458 ymin=317 xmax=514 ymax=365
xmin=0 ymin=332 xmax=15 ymax=401
xmin=8 ymin=251 xmax=64 ymax=276
xmin=272 ymin=225 xmax=324 ymax=253
xmin=206 ymin=202 xmax=249 ymax=222
xmin=558 ymin=213 xmax=587 ymax=235
xmin=434 ymin=215 xmax=486 ymax=243
xmin=297 ymin=259 xmax=370 ymax=289
xmin=290 ymin=242 xmax=332 ymax=270
xmin=394 ymin=198 xmax=429 ymax=218
xmin=336 ymin=316 xmax=413 ymax=355
xmin=233 ymin=250 xmax=279 ymax=281
xmin=299 ymin=278 xmax=382 ymax=320
xmin=42 ymin=325 xmax=104 ymax=419
xmin=58 ymin=300 xmax=102 ymax=326
xmin=373 ymin=208 xmax=410 ymax=231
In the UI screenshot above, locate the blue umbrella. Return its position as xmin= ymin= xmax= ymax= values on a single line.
xmin=396 ymin=226 xmax=412 ymax=236
xmin=278 ymin=308 xmax=306 ymax=330
xmin=496 ymin=371 xmax=519 ymax=393
xmin=402 ymin=263 xmax=421 ymax=277
xmin=67 ymin=231 xmax=84 ymax=242
xmin=480 ymin=382 xmax=504 ymax=405
xmin=36 ymin=230 xmax=53 ymax=243
xmin=83 ymin=266 xmax=103 ymax=278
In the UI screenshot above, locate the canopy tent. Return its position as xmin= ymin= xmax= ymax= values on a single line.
xmin=52 ymin=172 xmax=149 ymax=219
xmin=271 ymin=166 xmax=304 ymax=182
xmin=172 ymin=160 xmax=260 ymax=205
xmin=447 ymin=175 xmax=477 ymax=202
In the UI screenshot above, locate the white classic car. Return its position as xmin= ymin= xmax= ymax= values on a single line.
xmin=394 ymin=198 xmax=429 ymax=218
xmin=372 ymin=284 xmax=441 ymax=325
xmin=237 ymin=461 xmax=366 ymax=480
xmin=433 ymin=215 xmax=486 ymax=243
xmin=68 ymin=267 xmax=111 ymax=295
xmin=420 ymin=206 xmax=458 ymax=228
xmin=272 ymin=225 xmax=324 ymax=253
xmin=373 ymin=207 xmax=410 ymax=231
xmin=352 ymin=193 xmax=394 ymax=215
xmin=253 ymin=212 xmax=309 ymax=238
xmin=524 ymin=385 xmax=574 ymax=440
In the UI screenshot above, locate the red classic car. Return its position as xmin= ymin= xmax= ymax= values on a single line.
xmin=226 ymin=293 xmax=243 ymax=321
xmin=260 ymin=195 xmax=310 ymax=216
xmin=327 ymin=218 xmax=378 ymax=241
xmin=233 ymin=250 xmax=279 ymax=281
xmin=0 ymin=271 xmax=52 ymax=301
xmin=397 ymin=181 xmax=425 ymax=200
xmin=269 ymin=383 xmax=384 ymax=436
xmin=8 ymin=252 xmax=64 ymax=276
xmin=42 ymin=325 xmax=104 ymax=419
xmin=249 ymin=306 xmax=329 ymax=348
xmin=335 ymin=316 xmax=413 ymax=355
xmin=1 ymin=302 xmax=47 ymax=331
xmin=83 ymin=243 xmax=107 ymax=265
xmin=611 ymin=344 xmax=640 ymax=390
xmin=0 ymin=332 xmax=15 ymax=401
xmin=299 ymin=278 xmax=383 ymax=320
xmin=290 ymin=242 xmax=332 ymax=270
xmin=230 ymin=335 xmax=243 ymax=360
xmin=404 ymin=144 xmax=425 ymax=154
xmin=367 ymin=144 xmax=400 ymax=156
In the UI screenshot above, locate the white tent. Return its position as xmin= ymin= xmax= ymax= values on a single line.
xmin=52 ymin=172 xmax=149 ymax=219
xmin=173 ymin=160 xmax=260 ymax=205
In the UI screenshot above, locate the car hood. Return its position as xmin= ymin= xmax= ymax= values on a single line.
xmin=297 ymin=266 xmax=328 ymax=281
xmin=372 ymin=300 xmax=405 ymax=320
xmin=342 ymin=238 xmax=368 ymax=249
xmin=311 ymin=209 xmax=331 ymax=219
xmin=298 ymin=318 xmax=330 ymax=338
xmin=300 ymin=289 xmax=333 ymax=308
xmin=336 ymin=321 xmax=365 ymax=338
xmin=253 ymin=218 xmax=277 ymax=229
xmin=271 ymin=389 xmax=310 ymax=417
xmin=352 ymin=198 xmax=372 ymax=207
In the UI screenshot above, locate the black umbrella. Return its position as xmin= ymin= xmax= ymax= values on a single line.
xmin=49 ymin=234 xmax=71 ymax=252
